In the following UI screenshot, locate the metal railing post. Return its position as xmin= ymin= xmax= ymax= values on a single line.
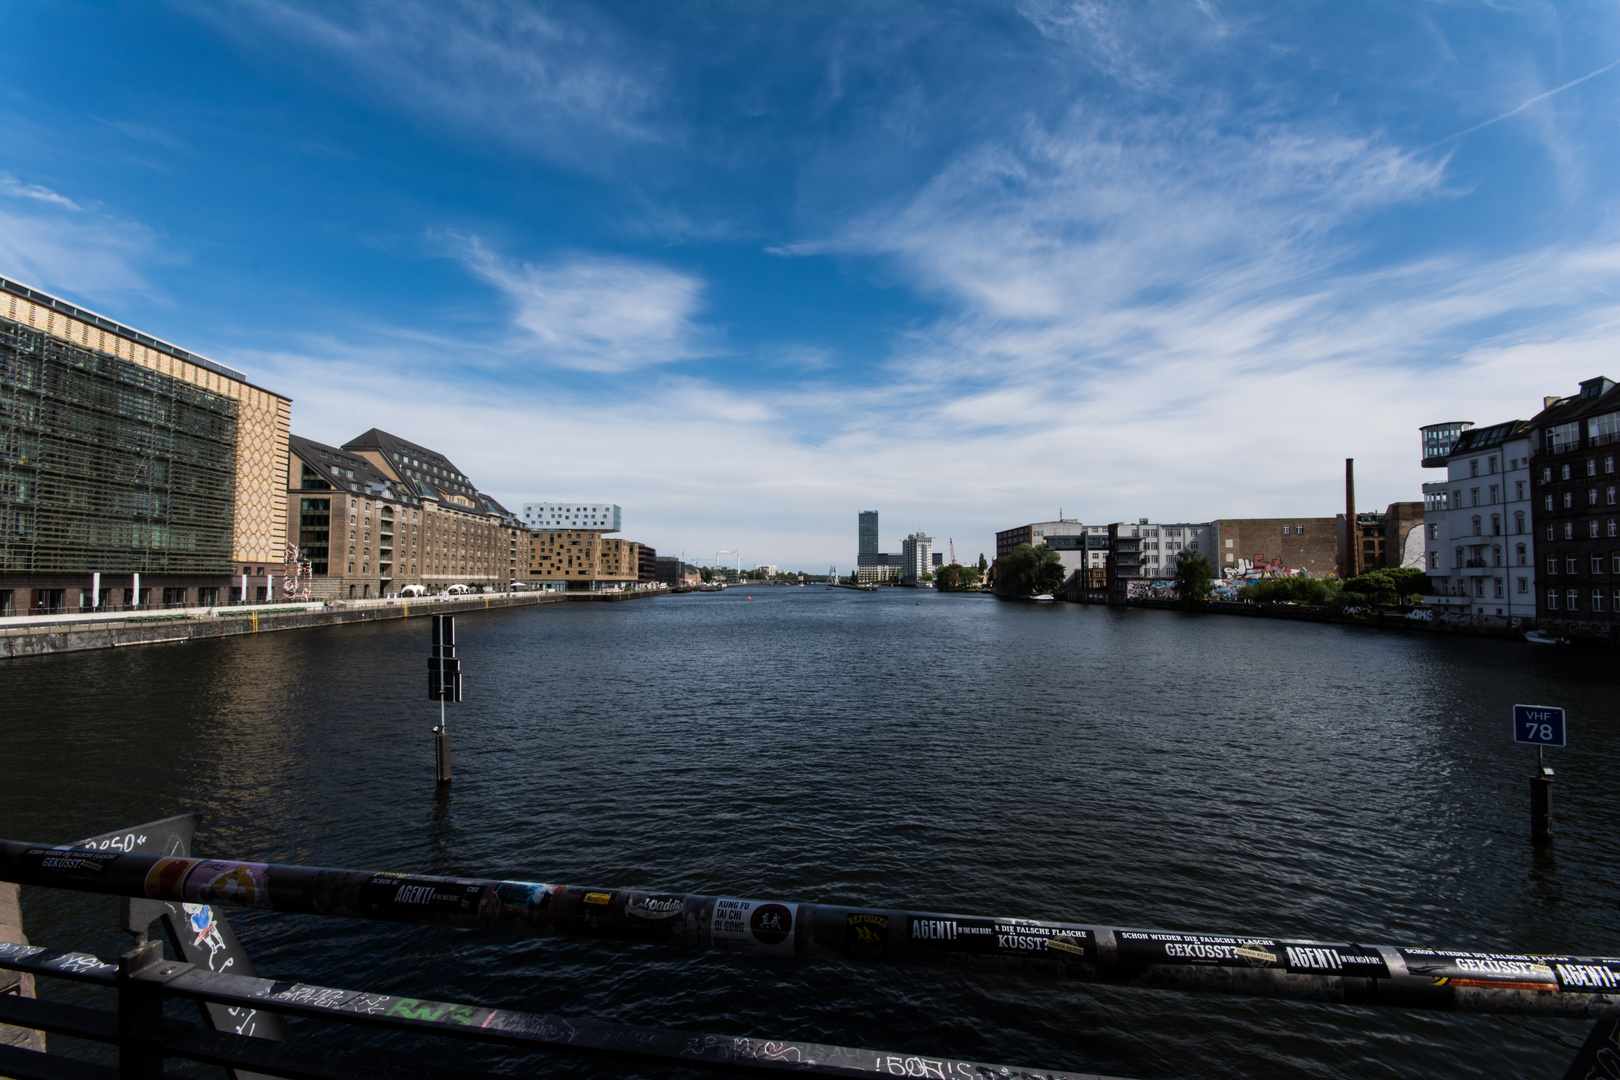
xmin=116 ymin=940 xmax=164 ymax=1080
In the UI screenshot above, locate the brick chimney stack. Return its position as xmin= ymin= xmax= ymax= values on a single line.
xmin=1344 ymin=457 xmax=1357 ymax=580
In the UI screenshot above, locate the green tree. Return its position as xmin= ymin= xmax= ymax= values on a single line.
xmin=935 ymin=564 xmax=984 ymax=592
xmin=699 ymin=567 xmax=713 ymax=583
xmin=997 ymin=543 xmax=1066 ymax=596
xmin=1342 ymin=567 xmax=1429 ymax=604
xmin=1238 ymin=576 xmax=1339 ymax=605
xmin=978 ymin=553 xmax=989 ymax=573
xmin=1173 ymin=550 xmax=1214 ymax=606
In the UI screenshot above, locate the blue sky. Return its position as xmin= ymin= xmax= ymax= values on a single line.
xmin=4 ymin=2 xmax=1620 ymax=569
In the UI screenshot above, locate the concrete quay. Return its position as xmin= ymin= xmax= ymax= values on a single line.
xmin=0 ymin=589 xmax=665 ymax=660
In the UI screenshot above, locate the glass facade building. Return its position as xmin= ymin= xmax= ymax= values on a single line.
xmin=0 ymin=315 xmax=237 ymax=577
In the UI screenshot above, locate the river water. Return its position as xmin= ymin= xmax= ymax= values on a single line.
xmin=4 ymin=589 xmax=1619 ymax=1079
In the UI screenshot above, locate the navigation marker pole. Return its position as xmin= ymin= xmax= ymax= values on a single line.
xmin=1513 ymin=704 xmax=1564 ymax=847
xmin=429 ymin=615 xmax=461 ymax=785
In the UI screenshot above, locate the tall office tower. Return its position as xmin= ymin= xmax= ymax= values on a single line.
xmin=858 ymin=511 xmax=879 ymax=558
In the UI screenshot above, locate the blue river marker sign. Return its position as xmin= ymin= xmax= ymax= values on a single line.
xmin=1514 ymin=704 xmax=1566 ymax=748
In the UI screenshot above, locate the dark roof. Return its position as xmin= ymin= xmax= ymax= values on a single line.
xmin=1531 ymin=377 xmax=1620 ymax=429
xmin=289 ymin=434 xmax=419 ymax=503
xmin=342 ymin=428 xmax=484 ymax=506
xmin=1449 ymin=419 xmax=1529 ymax=457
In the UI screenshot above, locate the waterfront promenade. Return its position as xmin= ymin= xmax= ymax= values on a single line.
xmin=0 ymin=589 xmax=664 ymax=659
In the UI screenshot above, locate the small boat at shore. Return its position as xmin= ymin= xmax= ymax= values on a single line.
xmin=1524 ymin=629 xmax=1569 ymax=645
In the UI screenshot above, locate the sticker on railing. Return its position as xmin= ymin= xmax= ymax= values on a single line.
xmin=1118 ymin=931 xmax=1286 ymax=968
xmin=1397 ymin=949 xmax=1558 ymax=989
xmin=360 ymin=873 xmax=487 ymax=918
xmin=712 ymin=898 xmax=798 ymax=955
xmin=908 ymin=916 xmax=1092 ymax=960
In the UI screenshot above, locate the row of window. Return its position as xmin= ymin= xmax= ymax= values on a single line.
xmin=1535 ymin=453 xmax=1613 ymax=479
xmin=1547 ymin=589 xmax=1620 ymax=612
xmin=1544 ymin=553 xmax=1620 ymax=575
xmin=1544 ymin=487 xmax=1618 ymax=511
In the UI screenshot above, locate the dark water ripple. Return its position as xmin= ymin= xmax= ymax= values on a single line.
xmin=4 ymin=588 xmax=1620 ymax=1078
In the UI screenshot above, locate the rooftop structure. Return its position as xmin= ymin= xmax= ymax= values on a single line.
xmin=522 ymin=502 xmax=622 ymax=532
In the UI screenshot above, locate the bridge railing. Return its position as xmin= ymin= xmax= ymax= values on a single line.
xmin=3 ymin=829 xmax=1619 ymax=1079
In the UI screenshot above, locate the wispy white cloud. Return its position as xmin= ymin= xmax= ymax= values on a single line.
xmin=218 ymin=0 xmax=666 ymax=168
xmin=0 ymin=174 xmax=83 ymax=211
xmin=455 ymin=237 xmax=712 ymax=373
xmin=0 ymin=180 xmax=162 ymax=297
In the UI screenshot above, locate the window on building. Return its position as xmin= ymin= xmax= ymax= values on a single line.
xmin=1494 ymin=578 xmax=1504 ymax=598
xmin=1490 ymin=485 xmax=1499 ymax=504
xmin=1609 ymin=486 xmax=1617 ymax=505
xmin=1566 ymin=523 xmax=1575 ymax=540
xmin=1593 ymin=521 xmax=1602 ymax=539
xmin=1569 ymin=588 xmax=1581 ymax=610
xmin=1546 ymin=495 xmax=1555 ymax=512
xmin=1429 ymin=552 xmax=1439 ymax=569
xmin=1592 ymin=411 xmax=1620 ymax=445
xmin=1456 ymin=547 xmax=1465 ymax=568
xmin=1516 ymin=543 xmax=1527 ymax=566
xmin=1594 ymin=591 xmax=1606 ymax=613
xmin=1470 ymin=459 xmax=1480 ymax=477
xmin=1516 ymin=480 xmax=1525 ymax=501
xmin=1493 ymin=545 xmax=1502 ymax=567
xmin=1471 ymin=488 xmax=1481 ymax=507
xmin=1567 ymin=555 xmax=1579 ymax=574
xmin=1514 ymin=511 xmax=1525 ymax=533
xmin=1491 ymin=514 xmax=1500 ymax=535
xmin=1548 ymin=589 xmax=1559 ymax=610
xmin=1594 ymin=553 xmax=1606 ymax=574
xmin=1471 ymin=516 xmax=1481 ymax=536
xmin=1542 ymin=466 xmax=1552 ymax=482
xmin=1428 ymin=523 xmax=1439 ymax=540
xmin=1517 ymin=576 xmax=1528 ymax=594
xmin=1547 ymin=421 xmax=1583 ymax=453
xmin=1548 ymin=556 xmax=1559 ymax=575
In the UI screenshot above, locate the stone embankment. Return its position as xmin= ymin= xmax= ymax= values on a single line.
xmin=0 ymin=590 xmax=664 ymax=660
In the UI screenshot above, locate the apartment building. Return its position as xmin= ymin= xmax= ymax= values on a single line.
xmin=0 ymin=276 xmax=291 ymax=615
xmin=1420 ymin=419 xmax=1537 ymax=623
xmin=527 ymin=530 xmax=640 ymax=590
xmin=1529 ymin=376 xmax=1620 ymax=638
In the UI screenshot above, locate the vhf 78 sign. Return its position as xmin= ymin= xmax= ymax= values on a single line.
xmin=1514 ymin=704 xmax=1566 ymax=747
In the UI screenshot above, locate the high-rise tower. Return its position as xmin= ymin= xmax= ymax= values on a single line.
xmin=858 ymin=511 xmax=879 ymax=558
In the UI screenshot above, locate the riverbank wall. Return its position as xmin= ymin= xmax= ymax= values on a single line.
xmin=0 ymin=590 xmax=664 ymax=660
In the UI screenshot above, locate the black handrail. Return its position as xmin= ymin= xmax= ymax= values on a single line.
xmin=0 ymin=940 xmax=1118 ymax=1080
xmin=4 ymin=840 xmax=1619 ymax=1019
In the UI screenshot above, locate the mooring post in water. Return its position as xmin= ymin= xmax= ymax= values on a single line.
xmin=1513 ymin=704 xmax=1564 ymax=847
xmin=1532 ymin=747 xmax=1555 ymax=846
xmin=428 ymin=614 xmax=461 ymax=785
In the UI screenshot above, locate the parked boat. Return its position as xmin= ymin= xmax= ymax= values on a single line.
xmin=1524 ymin=629 xmax=1569 ymax=645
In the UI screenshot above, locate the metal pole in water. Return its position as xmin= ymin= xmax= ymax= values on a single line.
xmin=429 ymin=615 xmax=460 ymax=785
xmin=1532 ymin=744 xmax=1554 ymax=846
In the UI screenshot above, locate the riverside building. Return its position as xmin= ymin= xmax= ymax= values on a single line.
xmin=899 ymin=534 xmax=933 ymax=584
xmin=286 ymin=428 xmax=523 ymax=599
xmin=0 ymin=276 xmax=291 ymax=615
xmin=522 ymin=503 xmax=622 ymax=531
xmin=526 ymin=529 xmax=639 ymax=591
xmin=1529 ymin=376 xmax=1620 ymax=638
xmin=1420 ymin=419 xmax=1537 ymax=624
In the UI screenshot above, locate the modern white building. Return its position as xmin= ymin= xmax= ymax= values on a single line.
xmin=900 ymin=532 xmax=934 ymax=583
xmin=1420 ymin=419 xmax=1536 ymax=622
xmin=754 ymin=564 xmax=778 ymax=577
xmin=522 ymin=503 xmax=622 ymax=532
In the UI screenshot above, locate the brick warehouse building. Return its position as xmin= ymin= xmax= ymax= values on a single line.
xmin=1530 ymin=376 xmax=1620 ymax=640
xmin=1 ymin=277 xmax=291 ymax=615
xmin=287 ymin=429 xmax=524 ymax=599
